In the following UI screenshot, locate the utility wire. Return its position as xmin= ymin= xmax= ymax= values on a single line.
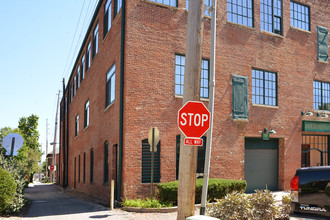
xmin=61 ymin=0 xmax=87 ymax=82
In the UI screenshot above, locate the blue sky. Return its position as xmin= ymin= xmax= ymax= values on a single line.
xmin=0 ymin=0 xmax=99 ymax=160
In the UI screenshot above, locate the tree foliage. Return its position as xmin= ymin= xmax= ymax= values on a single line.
xmin=0 ymin=154 xmax=26 ymax=214
xmin=15 ymin=114 xmax=41 ymax=182
xmin=18 ymin=114 xmax=40 ymax=151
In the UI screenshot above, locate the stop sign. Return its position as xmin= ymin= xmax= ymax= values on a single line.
xmin=178 ymin=101 xmax=210 ymax=138
xmin=49 ymin=165 xmax=55 ymax=171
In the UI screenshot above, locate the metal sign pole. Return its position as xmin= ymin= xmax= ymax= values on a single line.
xmin=150 ymin=128 xmax=155 ymax=199
xmin=10 ymin=137 xmax=15 ymax=157
xmin=200 ymin=0 xmax=217 ymax=215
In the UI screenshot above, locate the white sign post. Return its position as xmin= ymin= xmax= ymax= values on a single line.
xmin=148 ymin=127 xmax=159 ymax=199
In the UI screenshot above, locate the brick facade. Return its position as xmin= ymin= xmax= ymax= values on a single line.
xmin=59 ymin=0 xmax=329 ymax=203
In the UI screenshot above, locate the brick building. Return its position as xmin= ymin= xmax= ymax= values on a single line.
xmin=59 ymin=0 xmax=329 ymax=203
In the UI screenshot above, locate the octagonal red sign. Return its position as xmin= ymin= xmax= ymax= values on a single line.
xmin=178 ymin=101 xmax=210 ymax=138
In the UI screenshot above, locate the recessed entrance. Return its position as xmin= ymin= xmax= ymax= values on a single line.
xmin=302 ymin=135 xmax=329 ymax=167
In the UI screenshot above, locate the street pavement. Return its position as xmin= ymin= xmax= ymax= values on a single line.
xmin=14 ymin=182 xmax=178 ymax=220
xmin=1 ymin=182 xmax=327 ymax=220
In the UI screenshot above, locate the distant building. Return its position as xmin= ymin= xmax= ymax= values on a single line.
xmin=59 ymin=0 xmax=329 ymax=203
xmin=46 ymin=148 xmax=59 ymax=182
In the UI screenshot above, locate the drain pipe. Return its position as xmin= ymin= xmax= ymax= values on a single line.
xmin=117 ymin=0 xmax=126 ymax=205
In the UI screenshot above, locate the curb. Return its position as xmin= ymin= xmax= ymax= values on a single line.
xmin=122 ymin=204 xmax=201 ymax=213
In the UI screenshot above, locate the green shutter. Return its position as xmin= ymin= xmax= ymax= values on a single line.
xmin=317 ymin=26 xmax=328 ymax=63
xmin=142 ymin=139 xmax=160 ymax=183
xmin=232 ymin=75 xmax=249 ymax=119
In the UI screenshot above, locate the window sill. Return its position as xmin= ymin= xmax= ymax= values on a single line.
xmin=226 ymin=21 xmax=255 ymax=31
xmin=233 ymin=118 xmax=249 ymax=122
xmin=261 ymin=31 xmax=284 ymax=39
xmin=252 ymin=103 xmax=279 ymax=109
xmin=104 ymin=102 xmax=114 ymax=112
xmin=317 ymin=60 xmax=328 ymax=64
xmin=142 ymin=0 xmax=179 ymax=11
xmin=175 ymin=95 xmax=209 ymax=101
xmin=84 ymin=126 xmax=89 ymax=132
xmin=74 ymin=135 xmax=79 ymax=139
xmin=290 ymin=26 xmax=311 ymax=34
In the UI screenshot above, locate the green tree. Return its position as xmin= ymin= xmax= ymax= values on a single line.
xmin=18 ymin=115 xmax=40 ymax=151
xmin=16 ymin=114 xmax=41 ymax=182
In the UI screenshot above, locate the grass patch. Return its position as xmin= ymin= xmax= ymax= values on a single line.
xmin=122 ymin=198 xmax=173 ymax=208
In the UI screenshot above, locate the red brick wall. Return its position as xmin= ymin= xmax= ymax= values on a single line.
xmin=60 ymin=0 xmax=329 ymax=202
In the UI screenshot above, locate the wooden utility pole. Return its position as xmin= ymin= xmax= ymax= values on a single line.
xmin=46 ymin=119 xmax=49 ymax=181
xmin=52 ymin=91 xmax=61 ymax=183
xmin=177 ymin=1 xmax=204 ymax=219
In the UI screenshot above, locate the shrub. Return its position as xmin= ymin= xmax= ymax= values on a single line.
xmin=122 ymin=198 xmax=172 ymax=208
xmin=207 ymin=191 xmax=251 ymax=220
xmin=207 ymin=190 xmax=283 ymax=220
xmin=249 ymin=189 xmax=278 ymax=220
xmin=0 ymin=154 xmax=26 ymax=214
xmin=0 ymin=168 xmax=17 ymax=213
xmin=277 ymin=194 xmax=291 ymax=220
xmin=157 ymin=178 xmax=247 ymax=205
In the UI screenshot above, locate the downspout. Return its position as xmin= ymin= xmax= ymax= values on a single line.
xmin=62 ymin=79 xmax=66 ymax=187
xmin=66 ymin=82 xmax=69 ymax=187
xmin=117 ymin=0 xmax=126 ymax=204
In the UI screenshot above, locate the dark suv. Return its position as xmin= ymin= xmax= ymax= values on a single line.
xmin=290 ymin=166 xmax=330 ymax=217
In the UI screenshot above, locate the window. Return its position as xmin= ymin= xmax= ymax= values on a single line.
xmin=142 ymin=139 xmax=160 ymax=183
xmin=186 ymin=0 xmax=212 ymax=16
xmin=317 ymin=26 xmax=328 ymax=63
xmin=314 ymin=81 xmax=330 ymax=111
xmin=77 ymin=67 xmax=80 ymax=89
xmin=84 ymin=100 xmax=90 ymax=128
xmin=227 ymin=0 xmax=253 ymax=27
xmin=149 ymin=0 xmax=177 ymax=7
xmin=290 ymin=1 xmax=310 ymax=31
xmin=106 ymin=65 xmax=116 ymax=107
xmin=81 ymin=55 xmax=85 ymax=82
xmin=260 ymin=0 xmax=282 ymax=35
xmin=176 ymin=135 xmax=206 ymax=179
xmin=86 ymin=41 xmax=91 ymax=71
xmin=93 ymin=24 xmax=99 ymax=59
xmin=78 ymin=155 xmax=81 ymax=182
xmin=115 ymin=0 xmax=122 ymax=15
xmin=104 ymin=0 xmax=112 ymax=37
xmin=70 ymin=84 xmax=73 ymax=103
xmin=73 ymin=76 xmax=76 ymax=96
xmin=75 ymin=115 xmax=79 ymax=137
xmin=90 ymin=148 xmax=94 ymax=183
xmin=175 ymin=54 xmax=209 ymax=99
xmin=83 ymin=152 xmax=86 ymax=183
xmin=104 ymin=142 xmax=109 ymax=183
xmin=252 ymin=69 xmax=277 ymax=106
xmin=65 ymin=96 xmax=67 ymax=113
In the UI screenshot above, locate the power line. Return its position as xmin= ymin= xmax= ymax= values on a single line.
xmin=61 ymin=0 xmax=87 ymax=82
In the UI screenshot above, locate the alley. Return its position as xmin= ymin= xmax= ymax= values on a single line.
xmin=21 ymin=182 xmax=130 ymax=220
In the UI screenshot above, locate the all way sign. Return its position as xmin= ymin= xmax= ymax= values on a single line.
xmin=178 ymin=101 xmax=210 ymax=146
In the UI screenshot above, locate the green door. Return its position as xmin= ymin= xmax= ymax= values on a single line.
xmin=245 ymin=138 xmax=278 ymax=193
